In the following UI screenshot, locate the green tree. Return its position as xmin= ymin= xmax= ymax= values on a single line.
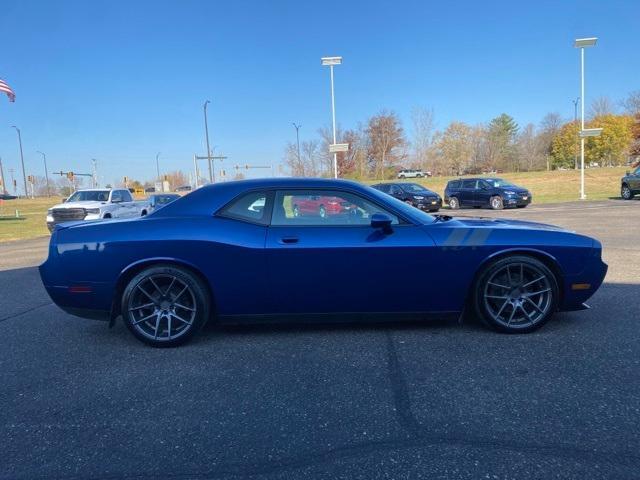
xmin=487 ymin=113 xmax=519 ymax=171
xmin=435 ymin=121 xmax=474 ymax=175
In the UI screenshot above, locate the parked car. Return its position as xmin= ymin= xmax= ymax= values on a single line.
xmin=46 ymin=188 xmax=144 ymax=232
xmin=397 ymin=169 xmax=428 ymax=179
xmin=175 ymin=185 xmax=192 ymax=192
xmin=371 ymin=182 xmax=441 ymax=212
xmin=621 ymin=166 xmax=640 ymax=200
xmin=0 ymin=193 xmax=17 ymax=200
xmin=39 ymin=178 xmax=607 ymax=347
xmin=144 ymin=187 xmax=156 ymax=193
xmin=290 ymin=194 xmax=354 ymax=218
xmin=444 ymin=178 xmax=532 ymax=210
xmin=140 ymin=193 xmax=181 ymax=216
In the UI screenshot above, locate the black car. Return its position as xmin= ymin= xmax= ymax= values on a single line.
xmin=444 ymin=177 xmax=531 ymax=210
xmin=621 ymin=166 xmax=640 ymax=200
xmin=371 ymin=182 xmax=442 ymax=212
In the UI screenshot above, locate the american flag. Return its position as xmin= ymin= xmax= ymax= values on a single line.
xmin=0 ymin=78 xmax=16 ymax=102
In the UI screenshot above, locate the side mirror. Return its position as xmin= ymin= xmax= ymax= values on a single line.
xmin=371 ymin=213 xmax=393 ymax=234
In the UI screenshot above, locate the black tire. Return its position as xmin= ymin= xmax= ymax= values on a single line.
xmin=473 ymin=255 xmax=559 ymax=334
xmin=121 ymin=264 xmax=210 ymax=347
xmin=621 ymin=184 xmax=633 ymax=200
xmin=429 ymin=208 xmax=440 ymax=213
xmin=141 ymin=210 xmax=147 ymax=216
xmin=490 ymin=196 xmax=504 ymax=210
xmin=103 ymin=213 xmax=112 ymax=219
xmin=516 ymin=205 xmax=526 ymax=209
xmin=448 ymin=197 xmax=460 ymax=210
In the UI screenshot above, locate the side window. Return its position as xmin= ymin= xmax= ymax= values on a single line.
xmin=376 ymin=184 xmax=389 ymax=193
xmin=461 ymin=180 xmax=477 ymax=189
xmin=218 ymin=191 xmax=269 ymax=225
xmin=391 ymin=186 xmax=403 ymax=195
xmin=111 ymin=190 xmax=123 ymax=203
xmin=121 ymin=190 xmax=133 ymax=202
xmin=272 ymin=190 xmax=399 ymax=226
xmin=449 ymin=181 xmax=460 ymax=189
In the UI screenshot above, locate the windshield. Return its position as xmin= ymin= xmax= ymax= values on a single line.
xmin=485 ymin=178 xmax=517 ymax=188
xmin=401 ymin=183 xmax=430 ymax=193
xmin=67 ymin=190 xmax=110 ymax=202
xmin=155 ymin=195 xmax=179 ymax=205
xmin=365 ymin=185 xmax=435 ymax=224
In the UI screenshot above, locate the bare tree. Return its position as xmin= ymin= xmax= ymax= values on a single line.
xmin=411 ymin=106 xmax=436 ymax=171
xmin=434 ymin=121 xmax=474 ymax=175
xmin=621 ymin=90 xmax=640 ymax=116
xmin=366 ymin=110 xmax=407 ymax=179
xmin=589 ymin=96 xmax=616 ymax=118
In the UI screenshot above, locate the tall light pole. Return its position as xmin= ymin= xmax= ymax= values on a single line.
xmin=155 ymin=152 xmax=161 ymax=180
xmin=574 ymin=37 xmax=599 ymax=200
xmin=203 ymin=100 xmax=214 ymax=184
xmin=91 ymin=158 xmax=98 ymax=187
xmin=292 ymin=123 xmax=301 ymax=167
xmin=321 ymin=56 xmax=342 ymax=179
xmin=11 ymin=126 xmax=28 ymax=197
xmin=36 ymin=150 xmax=50 ymax=196
xmin=572 ymin=97 xmax=580 ymax=170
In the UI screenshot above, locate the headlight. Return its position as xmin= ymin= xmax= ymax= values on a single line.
xmin=504 ymin=191 xmax=516 ymax=196
xmin=413 ymin=195 xmax=424 ymax=200
xmin=85 ymin=208 xmax=100 ymax=214
xmin=47 ymin=208 xmax=53 ymax=214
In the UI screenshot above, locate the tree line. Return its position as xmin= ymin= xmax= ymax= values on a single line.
xmin=284 ymin=91 xmax=640 ymax=179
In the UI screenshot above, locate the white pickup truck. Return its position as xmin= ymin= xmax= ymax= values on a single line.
xmin=46 ymin=188 xmax=145 ymax=232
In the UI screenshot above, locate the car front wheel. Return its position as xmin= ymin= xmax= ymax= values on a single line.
xmin=490 ymin=196 xmax=504 ymax=210
xmin=448 ymin=197 xmax=459 ymax=210
xmin=621 ymin=184 xmax=633 ymax=200
xmin=121 ymin=265 xmax=210 ymax=347
xmin=474 ymin=256 xmax=558 ymax=333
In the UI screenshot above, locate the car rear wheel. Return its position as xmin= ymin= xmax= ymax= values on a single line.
xmin=474 ymin=256 xmax=558 ymax=333
xmin=121 ymin=265 xmax=210 ymax=347
xmin=293 ymin=205 xmax=300 ymax=217
xmin=448 ymin=197 xmax=459 ymax=210
xmin=621 ymin=184 xmax=633 ymax=200
xmin=490 ymin=196 xmax=504 ymax=210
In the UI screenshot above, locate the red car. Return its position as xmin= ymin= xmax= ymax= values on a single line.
xmin=291 ymin=195 xmax=352 ymax=218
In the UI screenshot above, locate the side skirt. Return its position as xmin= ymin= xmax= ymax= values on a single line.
xmin=217 ymin=311 xmax=461 ymax=326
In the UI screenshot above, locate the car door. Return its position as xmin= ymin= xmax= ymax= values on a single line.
xmin=265 ymin=188 xmax=439 ymax=315
xmin=459 ymin=180 xmax=477 ymax=206
xmin=389 ymin=185 xmax=405 ymax=201
xmin=474 ymin=180 xmax=493 ymax=206
xmin=109 ymin=190 xmax=124 ymax=217
xmin=632 ymin=167 xmax=640 ymax=191
xmin=120 ymin=190 xmax=138 ymax=217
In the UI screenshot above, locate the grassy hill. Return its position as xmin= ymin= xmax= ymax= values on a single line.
xmin=0 ymin=167 xmax=629 ymax=242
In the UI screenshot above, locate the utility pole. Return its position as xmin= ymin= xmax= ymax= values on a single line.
xmin=37 ymin=151 xmax=50 ymax=196
xmin=203 ymin=100 xmax=215 ymax=183
xmin=11 ymin=126 xmax=28 ymax=197
xmin=572 ymin=97 xmax=580 ymax=170
xmin=91 ymin=158 xmax=98 ymax=187
xmin=292 ymin=123 xmax=301 ymax=166
xmin=321 ymin=57 xmax=342 ymax=179
xmin=8 ymin=168 xmax=16 ymax=195
xmin=0 ymin=157 xmax=7 ymax=194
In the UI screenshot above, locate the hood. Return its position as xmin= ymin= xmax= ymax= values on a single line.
xmin=410 ymin=190 xmax=439 ymax=197
xmin=51 ymin=201 xmax=107 ymax=209
xmin=453 ymin=217 xmax=569 ymax=232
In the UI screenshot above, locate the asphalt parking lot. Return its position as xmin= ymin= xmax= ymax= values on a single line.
xmin=1 ymin=199 xmax=639 ymax=479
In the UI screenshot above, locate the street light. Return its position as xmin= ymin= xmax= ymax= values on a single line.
xmin=36 ymin=150 xmax=50 ymax=196
xmin=572 ymin=97 xmax=580 ymax=170
xmin=11 ymin=126 xmax=28 ymax=197
xmin=292 ymin=123 xmax=301 ymax=167
xmin=155 ymin=152 xmax=161 ymax=181
xmin=203 ymin=100 xmax=214 ymax=183
xmin=321 ymin=56 xmax=342 ymax=179
xmin=573 ymin=37 xmax=599 ymax=200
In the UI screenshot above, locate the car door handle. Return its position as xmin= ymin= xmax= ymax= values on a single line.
xmin=279 ymin=236 xmax=299 ymax=244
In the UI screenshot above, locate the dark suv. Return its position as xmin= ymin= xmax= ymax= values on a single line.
xmin=371 ymin=182 xmax=442 ymax=212
xmin=621 ymin=166 xmax=640 ymax=200
xmin=444 ymin=177 xmax=531 ymax=210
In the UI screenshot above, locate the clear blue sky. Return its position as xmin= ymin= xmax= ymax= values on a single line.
xmin=0 ymin=0 xmax=637 ymax=192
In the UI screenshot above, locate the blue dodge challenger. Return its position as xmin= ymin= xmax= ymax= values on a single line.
xmin=40 ymin=178 xmax=607 ymax=347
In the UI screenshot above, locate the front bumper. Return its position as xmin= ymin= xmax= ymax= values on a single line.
xmin=560 ymin=257 xmax=608 ymax=312
xmin=504 ymin=194 xmax=532 ymax=207
xmin=414 ymin=198 xmax=442 ymax=211
xmin=47 ymin=213 xmax=101 ymax=232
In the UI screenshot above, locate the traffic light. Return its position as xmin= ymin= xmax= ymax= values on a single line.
xmin=245 ymin=164 xmax=249 ymax=170
xmin=67 ymin=172 xmax=74 ymax=181
xmin=123 ymin=176 xmax=128 ymax=184
xmin=27 ymin=175 xmax=34 ymax=183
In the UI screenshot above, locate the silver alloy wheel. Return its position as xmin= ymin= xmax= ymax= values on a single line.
xmin=319 ymin=206 xmax=326 ymax=218
xmin=449 ymin=197 xmax=459 ymax=209
xmin=491 ymin=196 xmax=503 ymax=210
xmin=483 ymin=262 xmax=553 ymax=329
xmin=293 ymin=205 xmax=300 ymax=217
xmin=621 ymin=185 xmax=632 ymax=199
xmin=127 ymin=274 xmax=197 ymax=342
